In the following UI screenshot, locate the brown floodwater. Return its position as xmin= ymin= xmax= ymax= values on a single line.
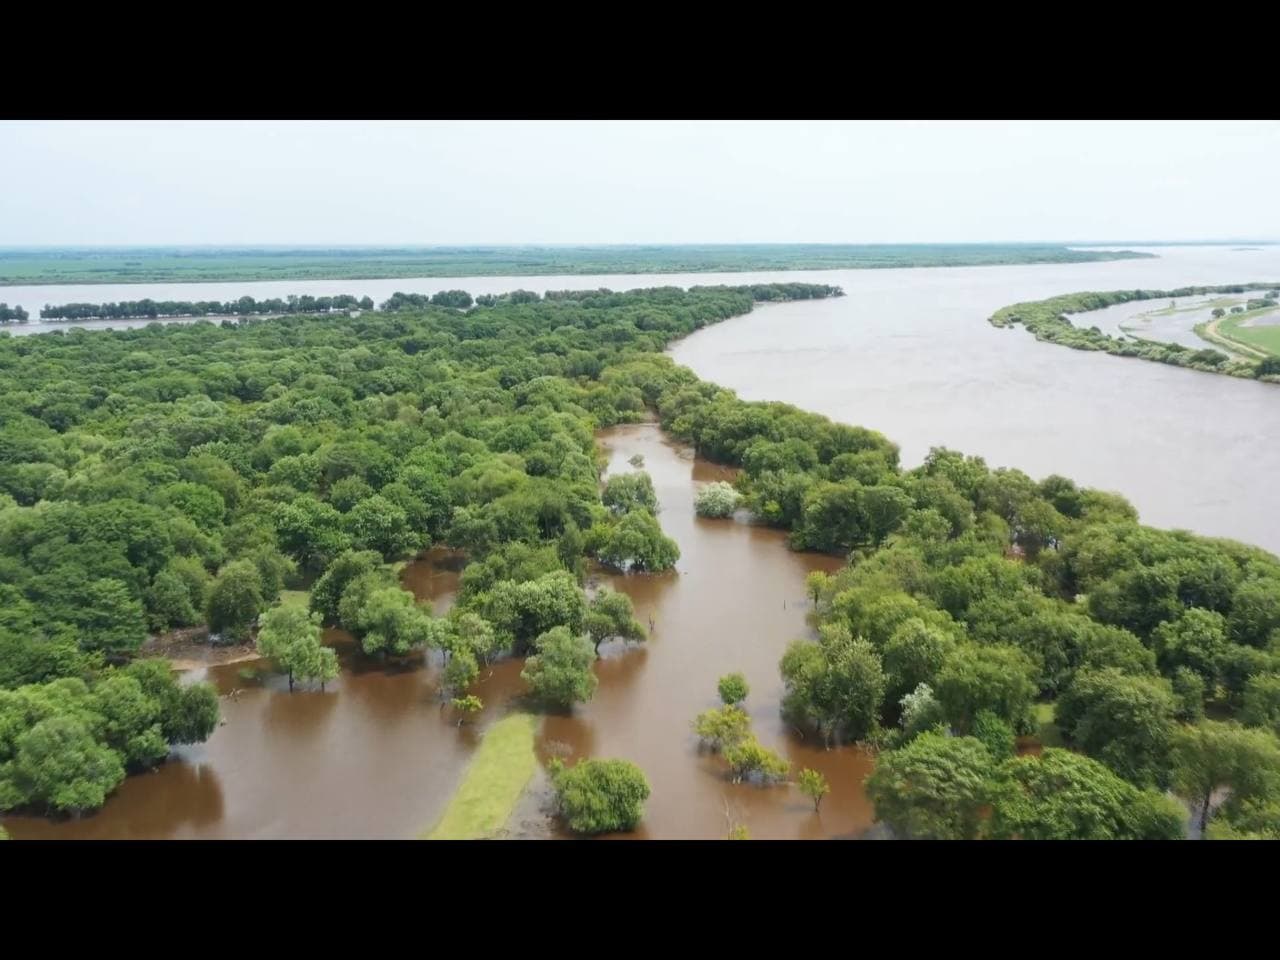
xmin=3 ymin=425 xmax=869 ymax=840
xmin=539 ymin=423 xmax=868 ymax=840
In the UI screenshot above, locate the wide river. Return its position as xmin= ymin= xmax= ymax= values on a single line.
xmin=4 ymin=245 xmax=1279 ymax=839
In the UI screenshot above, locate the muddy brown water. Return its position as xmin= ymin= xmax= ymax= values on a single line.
xmin=3 ymin=425 xmax=870 ymax=840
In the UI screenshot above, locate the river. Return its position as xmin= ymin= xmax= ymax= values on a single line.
xmin=5 ymin=245 xmax=1280 ymax=838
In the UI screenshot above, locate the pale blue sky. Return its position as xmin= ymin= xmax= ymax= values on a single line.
xmin=1 ymin=120 xmax=1276 ymax=245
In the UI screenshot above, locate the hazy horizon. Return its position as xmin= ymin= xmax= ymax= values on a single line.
xmin=2 ymin=120 xmax=1278 ymax=245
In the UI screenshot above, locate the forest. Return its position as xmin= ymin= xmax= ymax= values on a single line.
xmin=989 ymin=284 xmax=1280 ymax=380
xmin=0 ymin=244 xmax=1151 ymax=286
xmin=1 ymin=281 xmax=1278 ymax=838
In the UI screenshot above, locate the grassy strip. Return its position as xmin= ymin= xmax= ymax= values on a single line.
xmin=1215 ymin=308 xmax=1280 ymax=358
xmin=422 ymin=713 xmax=539 ymax=840
xmin=276 ymin=589 xmax=310 ymax=609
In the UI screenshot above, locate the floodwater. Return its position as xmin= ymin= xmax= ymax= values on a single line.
xmin=541 ymin=423 xmax=863 ymax=840
xmin=2 ymin=425 xmax=863 ymax=840
xmin=668 ymin=245 xmax=1280 ymax=555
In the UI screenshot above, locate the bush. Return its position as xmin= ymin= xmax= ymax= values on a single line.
xmin=550 ymin=758 xmax=650 ymax=834
xmin=695 ymin=481 xmax=741 ymax=518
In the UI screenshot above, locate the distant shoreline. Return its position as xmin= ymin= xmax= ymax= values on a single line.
xmin=0 ymin=244 xmax=1156 ymax=287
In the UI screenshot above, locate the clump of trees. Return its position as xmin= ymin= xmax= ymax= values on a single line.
xmin=865 ymin=732 xmax=1184 ymax=839
xmin=0 ymin=660 xmax=218 ymax=816
xmin=255 ymin=604 xmax=338 ymax=691
xmin=0 ymin=303 xmax=29 ymax=323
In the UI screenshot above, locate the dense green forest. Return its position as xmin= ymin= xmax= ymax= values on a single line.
xmin=2 ymin=282 xmax=1278 ymax=838
xmin=990 ymin=284 xmax=1280 ymax=380
xmin=0 ymin=244 xmax=1152 ymax=286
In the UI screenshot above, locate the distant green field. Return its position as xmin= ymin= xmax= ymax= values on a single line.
xmin=1219 ymin=310 xmax=1280 ymax=357
xmin=0 ymin=244 xmax=1154 ymax=286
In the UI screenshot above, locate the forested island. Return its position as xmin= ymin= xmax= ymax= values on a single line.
xmin=0 ymin=244 xmax=1153 ymax=286
xmin=2 ymin=282 xmax=1278 ymax=839
xmin=7 ymin=283 xmax=843 ymax=324
xmin=990 ymin=284 xmax=1280 ymax=380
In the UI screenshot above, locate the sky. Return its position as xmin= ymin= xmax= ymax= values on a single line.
xmin=1 ymin=120 xmax=1277 ymax=246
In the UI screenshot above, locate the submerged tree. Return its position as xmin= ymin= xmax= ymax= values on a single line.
xmin=798 ymin=768 xmax=830 ymax=812
xmin=520 ymin=626 xmax=597 ymax=709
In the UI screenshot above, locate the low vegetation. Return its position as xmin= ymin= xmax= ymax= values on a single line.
xmin=989 ymin=284 xmax=1280 ymax=381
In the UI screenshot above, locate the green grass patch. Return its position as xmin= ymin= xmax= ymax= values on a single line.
xmin=1034 ymin=702 xmax=1064 ymax=749
xmin=277 ymin=590 xmax=310 ymax=609
xmin=422 ymin=713 xmax=539 ymax=840
xmin=1219 ymin=308 xmax=1280 ymax=358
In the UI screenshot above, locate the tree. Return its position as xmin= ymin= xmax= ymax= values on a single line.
xmin=346 ymin=494 xmax=419 ymax=560
xmin=1056 ymin=668 xmax=1175 ymax=788
xmin=780 ymin=634 xmax=885 ymax=745
xmin=602 ymin=472 xmax=659 ymax=515
xmin=256 ymin=604 xmax=339 ymax=691
xmin=77 ymin=578 xmax=147 ymax=656
xmin=450 ymin=695 xmax=483 ymax=726
xmin=717 ymin=672 xmax=750 ymax=706
xmin=550 ymin=758 xmax=650 ymax=834
xmin=1171 ymin=720 xmax=1280 ymax=834
xmin=1227 ymin=578 xmax=1280 ymax=648
xmin=584 ymin=588 xmax=645 ymax=654
xmin=1171 ymin=667 xmax=1206 ymax=722
xmin=9 ymin=715 xmax=126 ymax=815
xmin=723 ymin=737 xmax=790 ymax=784
xmin=480 ymin=570 xmax=586 ymax=654
xmin=692 ymin=705 xmax=751 ymax=751
xmin=882 ymin=617 xmax=955 ymax=704
xmin=934 ymin=644 xmax=1036 ymax=734
xmin=798 ymin=767 xmax=829 ymax=812
xmin=898 ymin=682 xmax=944 ymax=737
xmin=205 ymin=560 xmax=264 ymax=642
xmin=442 ymin=647 xmax=479 ymax=697
xmin=520 ymin=626 xmax=597 ymax=709
xmin=865 ymin=733 xmax=995 ymax=839
xmin=592 ymin=509 xmax=680 ymax=572
xmin=310 ymin=550 xmax=384 ymax=623
xmin=123 ymin=659 xmax=218 ymax=743
xmin=348 ymin=587 xmax=434 ymax=658
xmin=92 ymin=674 xmax=167 ymax=767
xmin=1242 ymin=673 xmax=1280 ymax=735
xmin=695 ymin=481 xmax=740 ymax=518
xmin=1151 ymin=608 xmax=1228 ymax=682
xmin=972 ymin=709 xmax=1016 ymax=759
xmin=805 ymin=571 xmax=830 ymax=606
xmin=147 ymin=566 xmax=200 ymax=631
xmin=988 ymin=749 xmax=1185 ymax=840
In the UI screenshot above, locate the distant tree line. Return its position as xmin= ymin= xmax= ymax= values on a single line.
xmin=0 ymin=303 xmax=29 ymax=323
xmin=38 ymin=294 xmax=377 ymax=322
